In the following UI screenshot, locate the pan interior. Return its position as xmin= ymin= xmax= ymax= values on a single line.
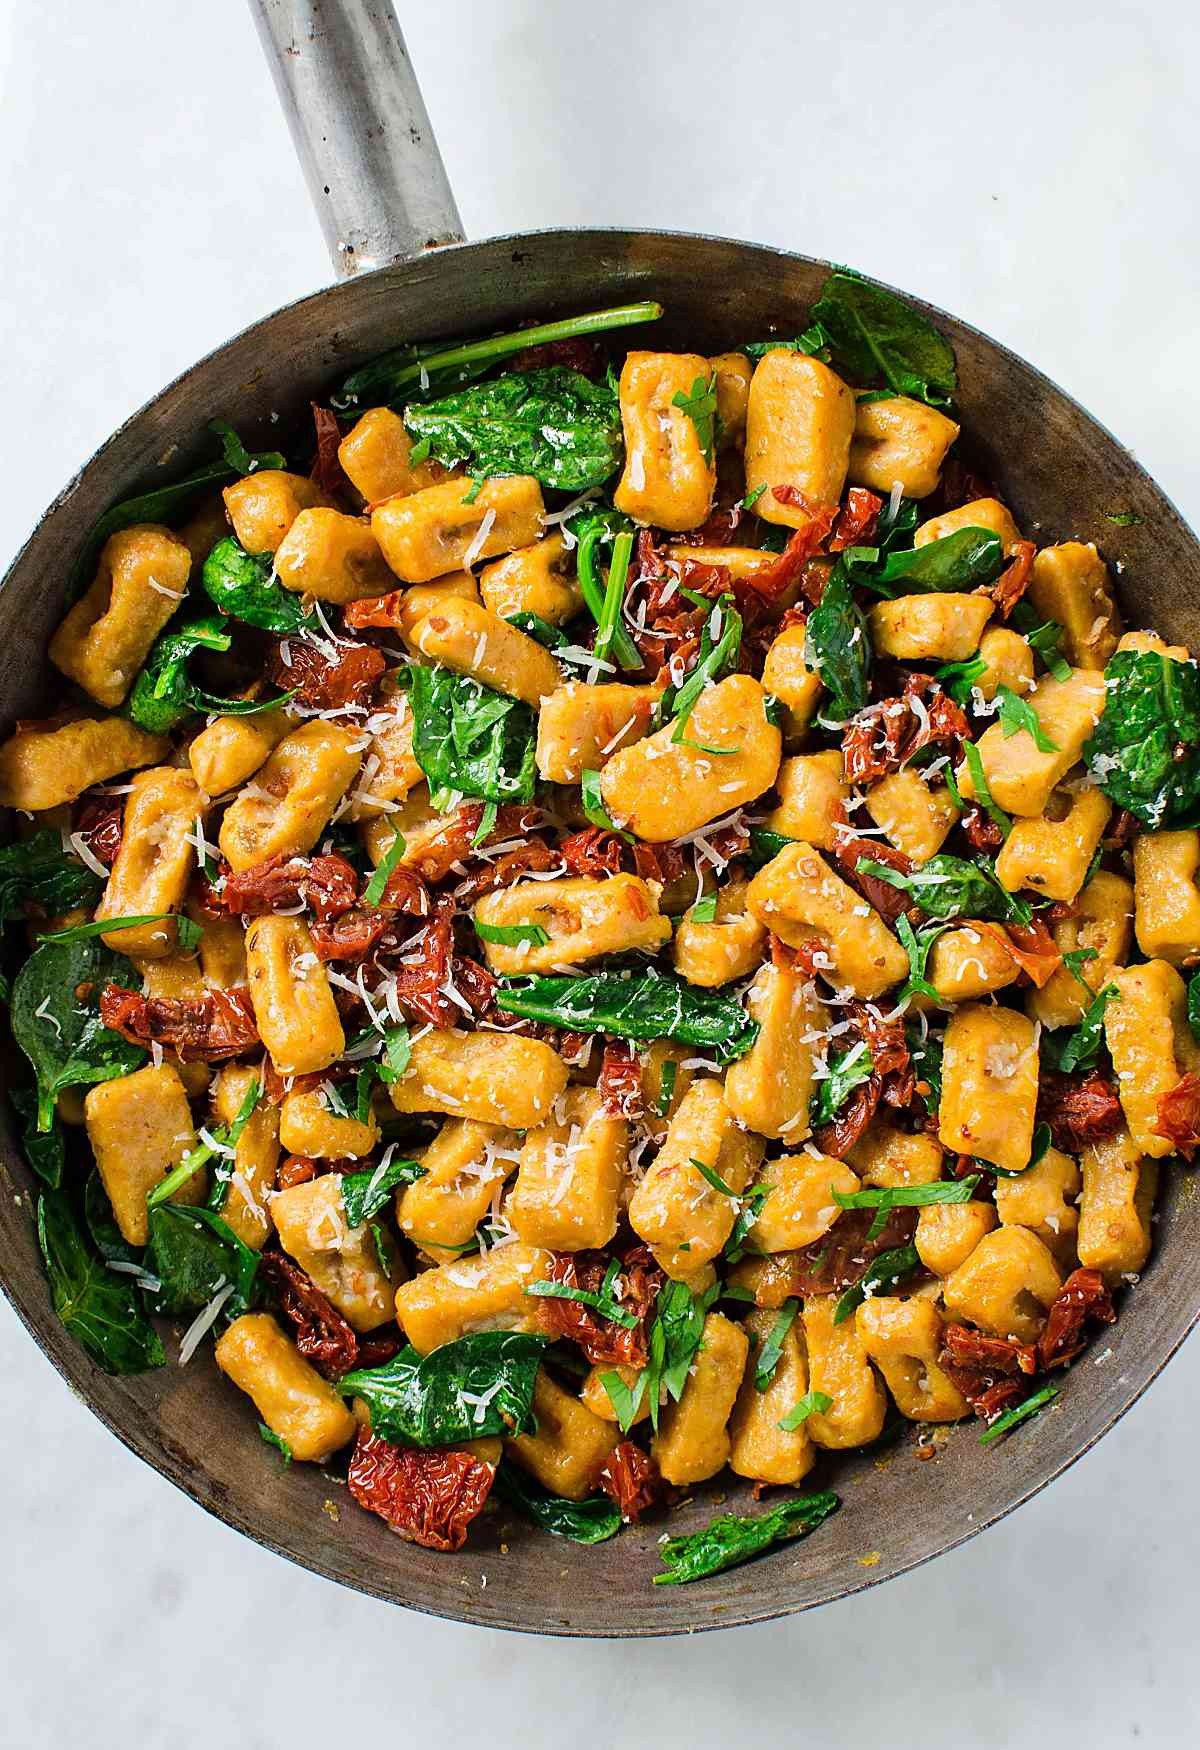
xmin=2 ymin=229 xmax=1196 ymax=1635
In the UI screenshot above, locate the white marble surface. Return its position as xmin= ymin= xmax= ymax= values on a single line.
xmin=1 ymin=0 xmax=1197 ymax=1740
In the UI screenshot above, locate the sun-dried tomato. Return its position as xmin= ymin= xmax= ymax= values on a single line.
xmin=1039 ymin=1268 xmax=1116 ymax=1370
xmin=99 ymin=983 xmax=260 ymax=1062
xmin=372 ymin=895 xmax=492 ymax=1027
xmin=453 ymin=838 xmax=564 ymax=901
xmin=532 ymin=1246 xmax=663 ymax=1368
xmin=1037 ymin=1070 xmax=1124 ymax=1152
xmin=1154 ymin=1070 xmax=1200 ymax=1160
xmin=831 ymin=832 xmax=916 ymax=927
xmin=343 ymin=589 xmax=406 ymax=630
xmin=506 ymin=334 xmax=602 ymax=376
xmin=931 ymin=456 xmax=995 ymax=514
xmin=260 ymin=1251 xmax=359 ymax=1378
xmin=72 ymin=795 xmax=123 ymax=867
xmin=939 ymin=1323 xmax=1039 ymax=1421
xmin=270 ymin=636 xmax=386 ymax=711
xmin=561 ymin=826 xmax=624 ymax=878
xmin=598 ymin=1441 xmax=662 ymax=1523
xmin=975 ymin=918 xmax=1062 ymax=989
xmin=347 ymin=1428 xmax=496 ymax=1550
xmin=276 ymin=1153 xmax=321 ymax=1190
xmin=814 ymin=1078 xmax=881 ymax=1158
xmin=992 ymin=540 xmax=1036 ymax=619
xmin=400 ymin=802 xmax=543 ymax=887
xmin=597 ymin=1040 xmax=643 ymax=1119
xmin=829 ymin=487 xmax=883 ymax=551
xmin=631 ymin=841 xmax=689 ymax=888
xmin=961 ymin=805 xmax=1005 ymax=852
xmin=310 ymin=402 xmax=352 ymax=498
xmin=217 ymin=851 xmax=360 ymax=924
xmin=736 ymin=491 xmax=838 ymax=606
xmin=355 ymin=1327 xmax=404 ymax=1369
xmin=309 ymin=908 xmax=399 ymax=963
xmin=780 ymin=1208 xmax=919 ymax=1296
xmin=841 ymin=674 xmax=969 ymax=787
xmin=673 ymin=503 xmax=745 ymax=548
xmin=1105 ymin=808 xmax=1139 ymax=850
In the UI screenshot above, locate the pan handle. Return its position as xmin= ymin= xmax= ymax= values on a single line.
xmin=247 ymin=0 xmax=464 ymax=276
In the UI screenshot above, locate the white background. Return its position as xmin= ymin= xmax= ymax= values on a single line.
xmin=1 ymin=1 xmax=1197 ymax=1742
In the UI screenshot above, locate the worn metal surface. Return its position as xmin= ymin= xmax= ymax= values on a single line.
xmin=1 ymin=229 xmax=1197 ymax=1634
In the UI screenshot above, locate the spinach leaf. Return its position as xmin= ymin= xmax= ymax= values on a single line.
xmin=127 ymin=615 xmax=294 ymax=734
xmin=653 ymin=1490 xmax=840 ymax=1584
xmin=747 ymin=828 xmax=798 ymax=869
xmin=492 ymin=1463 xmax=622 ymax=1544
xmin=834 ymin=1178 xmax=980 ymax=1243
xmin=895 ymin=913 xmax=949 ymax=1004
xmin=1189 ymin=969 xmax=1200 ymax=1045
xmin=340 ymin=1154 xmax=425 ymax=1228
xmin=935 ymin=652 xmax=988 ymax=706
xmin=723 ymin=1183 xmax=769 ymax=1263
xmin=404 ymin=367 xmax=622 ymax=492
xmin=811 ymin=270 xmax=956 ymax=407
xmin=494 ymin=969 xmax=759 ymax=1063
xmin=962 ymin=741 xmax=1013 ymax=839
xmin=506 ymin=611 xmax=568 ymax=650
xmin=145 ymin=1204 xmax=262 ymax=1320
xmin=0 ymin=830 xmax=104 ymax=932
xmin=643 ymin=1277 xmax=720 ymax=1431
xmin=778 ymin=1391 xmax=833 ymax=1431
xmin=661 ymin=595 xmax=743 ymax=740
xmin=201 ymin=537 xmax=319 ymax=635
xmin=68 ymin=421 xmax=284 ymax=596
xmin=833 ymin=1243 xmax=921 ymax=1324
xmin=810 ymin=1043 xmax=875 ymax=1127
xmin=1041 ymin=984 xmax=1118 ymax=1075
xmin=1084 ymin=648 xmax=1200 ymax=829
xmin=1025 ymin=619 xmax=1072 ymax=681
xmin=907 ymin=1025 xmax=943 ymax=1114
xmin=978 ymin=1383 xmax=1059 ymax=1445
xmin=258 ymin=1423 xmax=293 ymax=1466
xmin=333 ymin=301 xmax=663 ymax=412
xmin=854 ymin=852 xmax=1032 ymax=924
xmin=408 ymin=666 xmax=537 ymax=804
xmin=11 ymin=938 xmax=145 ymax=1131
xmin=37 ymin=913 xmax=202 ymax=952
xmin=804 ymin=562 xmax=871 ymax=723
xmin=10 ymin=1087 xmax=64 ymax=1188
xmin=855 ymin=526 xmax=1005 ymax=602
xmin=564 ymin=504 xmax=643 ymax=673
xmin=37 ymin=1189 xmax=164 ymax=1375
xmin=337 ymin=1331 xmax=546 ymax=1446
xmin=83 ymin=1168 xmax=139 ymax=1266
xmin=743 ymin=324 xmax=831 ymax=363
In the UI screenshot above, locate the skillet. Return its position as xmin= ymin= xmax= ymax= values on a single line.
xmin=0 ymin=0 xmax=1197 ymax=1635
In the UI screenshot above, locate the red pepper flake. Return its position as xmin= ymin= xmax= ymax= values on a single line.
xmin=347 ymin=1427 xmax=496 ymax=1550
xmin=217 ymin=851 xmax=360 ymax=924
xmin=598 ymin=1441 xmax=662 ymax=1522
xmin=260 ymin=1251 xmax=358 ymax=1379
xmin=1039 ymin=1268 xmax=1116 ymax=1370
xmin=99 ymin=983 xmax=259 ymax=1062
xmin=1154 ymin=1070 xmax=1200 ymax=1160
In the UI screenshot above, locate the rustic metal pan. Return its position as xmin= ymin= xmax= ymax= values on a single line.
xmin=1 ymin=0 xmax=1196 ymax=1636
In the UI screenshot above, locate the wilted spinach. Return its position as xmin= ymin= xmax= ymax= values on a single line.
xmin=37 ymin=1189 xmax=164 ymax=1375
xmin=653 ymin=1491 xmax=840 ymax=1584
xmin=68 ymin=420 xmax=284 ymax=596
xmin=810 ymin=1044 xmax=875 ymax=1128
xmin=849 ymin=526 xmax=1005 ymax=601
xmin=337 ymin=1331 xmax=547 ymax=1446
xmin=10 ymin=1087 xmax=64 ymax=1188
xmin=811 ymin=271 xmax=956 ymax=407
xmin=11 ymin=938 xmax=145 ymax=1130
xmin=333 ymin=301 xmax=663 ymax=412
xmin=804 ymin=562 xmax=871 ymax=723
xmin=408 ymin=666 xmax=537 ymax=804
xmin=1041 ymin=984 xmax=1118 ymax=1075
xmin=1084 ymin=648 xmax=1200 ymax=829
xmin=145 ymin=1203 xmax=262 ymax=1320
xmin=833 ymin=1244 xmax=921 ymax=1324
xmin=202 ymin=537 xmax=319 ymax=635
xmin=492 ymin=1464 xmax=622 ymax=1544
xmin=404 ymin=367 xmax=623 ymax=492
xmin=127 ymin=615 xmax=295 ymax=734
xmin=854 ymin=852 xmax=1032 ymax=925
xmin=0 ymin=830 xmax=105 ymax=933
xmin=340 ymin=1154 xmax=426 ymax=1228
xmin=495 ymin=969 xmax=759 ymax=1063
